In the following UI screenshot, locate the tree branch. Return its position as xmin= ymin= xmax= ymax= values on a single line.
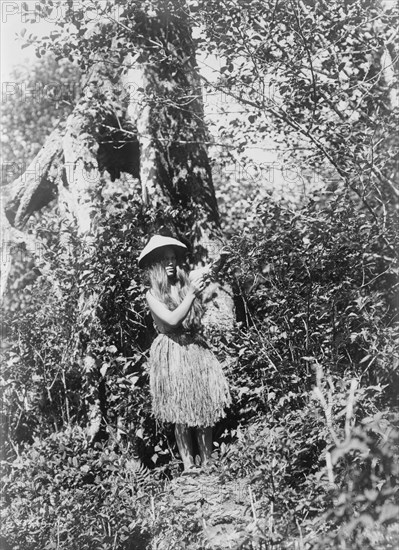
xmin=199 ymin=74 xmax=397 ymax=255
xmin=5 ymin=128 xmax=63 ymax=229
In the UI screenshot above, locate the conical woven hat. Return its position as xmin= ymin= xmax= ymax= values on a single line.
xmin=138 ymin=235 xmax=187 ymax=268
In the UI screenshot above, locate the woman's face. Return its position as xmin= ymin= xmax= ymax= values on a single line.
xmin=161 ymin=247 xmax=177 ymax=278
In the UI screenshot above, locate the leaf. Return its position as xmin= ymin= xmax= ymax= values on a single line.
xmin=100 ymin=363 xmax=109 ymax=377
xmin=331 ymin=438 xmax=369 ymax=465
xmin=379 ymin=503 xmax=399 ymax=524
xmin=360 ymin=354 xmax=372 ymax=364
xmin=128 ymin=375 xmax=139 ymax=387
xmin=364 ymin=489 xmax=378 ymax=502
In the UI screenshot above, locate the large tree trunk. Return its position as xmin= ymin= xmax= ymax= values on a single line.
xmin=1 ymin=3 xmax=234 ymax=439
xmin=126 ymin=7 xmax=235 ymax=333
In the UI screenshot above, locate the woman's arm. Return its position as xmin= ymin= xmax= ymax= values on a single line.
xmin=146 ymin=276 xmax=204 ymax=329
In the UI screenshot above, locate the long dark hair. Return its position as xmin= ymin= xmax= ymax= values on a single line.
xmin=145 ymin=262 xmax=203 ymax=330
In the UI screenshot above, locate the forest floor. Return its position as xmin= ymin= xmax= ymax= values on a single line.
xmin=145 ymin=465 xmax=399 ymax=550
xmin=150 ymin=469 xmax=273 ymax=550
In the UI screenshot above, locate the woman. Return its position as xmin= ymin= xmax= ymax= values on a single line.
xmin=138 ymin=235 xmax=231 ymax=474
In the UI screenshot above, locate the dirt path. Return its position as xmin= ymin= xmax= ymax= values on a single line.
xmin=151 ymin=471 xmax=269 ymax=549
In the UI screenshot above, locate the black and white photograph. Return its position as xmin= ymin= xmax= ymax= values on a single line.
xmin=1 ymin=1 xmax=398 ymax=548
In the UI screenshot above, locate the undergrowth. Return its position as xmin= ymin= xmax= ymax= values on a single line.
xmin=1 ymin=192 xmax=398 ymax=549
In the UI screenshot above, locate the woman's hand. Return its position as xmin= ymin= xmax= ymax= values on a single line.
xmin=189 ymin=275 xmax=205 ymax=296
xmin=189 ymin=247 xmax=230 ymax=285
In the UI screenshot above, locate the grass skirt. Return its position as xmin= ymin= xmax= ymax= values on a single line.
xmin=149 ymin=331 xmax=231 ymax=427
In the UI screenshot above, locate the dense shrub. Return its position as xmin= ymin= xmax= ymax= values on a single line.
xmin=214 ymin=191 xmax=399 ymax=548
xmin=217 ymin=407 xmax=398 ymax=549
xmin=225 ymin=192 xmax=398 ymax=425
xmin=0 ymin=427 xmax=154 ymax=550
xmin=1 ymin=191 xmax=398 ymax=548
xmin=0 ymin=195 xmax=182 ymax=466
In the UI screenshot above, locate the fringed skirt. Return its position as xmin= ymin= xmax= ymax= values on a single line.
xmin=149 ymin=331 xmax=231 ymax=427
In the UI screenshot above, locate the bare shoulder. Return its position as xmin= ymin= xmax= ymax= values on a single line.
xmin=146 ymin=290 xmax=164 ymax=308
xmin=145 ymin=289 xmax=154 ymax=304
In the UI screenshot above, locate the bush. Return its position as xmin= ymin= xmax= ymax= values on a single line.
xmin=225 ymin=193 xmax=398 ymax=425
xmin=218 ymin=404 xmax=398 ymax=549
xmin=2 ymin=189 xmax=398 ymax=548
xmin=213 ymin=192 xmax=399 ymax=548
xmin=0 ymin=427 xmax=155 ymax=550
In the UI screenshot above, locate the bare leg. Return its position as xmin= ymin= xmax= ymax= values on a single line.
xmin=195 ymin=426 xmax=212 ymax=466
xmin=175 ymin=424 xmax=195 ymax=470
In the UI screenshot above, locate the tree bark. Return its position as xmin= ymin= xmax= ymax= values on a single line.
xmin=126 ymin=6 xmax=235 ymax=332
xmin=1 ymin=128 xmax=63 ymax=299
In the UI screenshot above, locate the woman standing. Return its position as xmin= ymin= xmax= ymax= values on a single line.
xmin=138 ymin=235 xmax=231 ymax=474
